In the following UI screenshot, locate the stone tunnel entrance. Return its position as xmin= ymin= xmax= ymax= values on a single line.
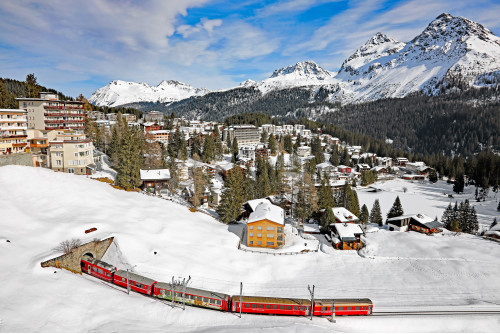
xmin=41 ymin=237 xmax=114 ymax=273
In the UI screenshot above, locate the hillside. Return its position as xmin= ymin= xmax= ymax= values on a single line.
xmin=1 ymin=166 xmax=500 ymax=331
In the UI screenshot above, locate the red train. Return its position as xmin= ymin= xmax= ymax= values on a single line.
xmin=80 ymin=255 xmax=373 ymax=316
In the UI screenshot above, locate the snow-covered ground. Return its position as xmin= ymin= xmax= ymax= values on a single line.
xmin=1 ymin=166 xmax=499 ymax=332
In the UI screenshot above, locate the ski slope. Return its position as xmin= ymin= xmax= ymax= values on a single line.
xmin=1 ymin=166 xmax=499 ymax=332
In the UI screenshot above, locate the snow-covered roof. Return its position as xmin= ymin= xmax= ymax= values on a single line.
xmin=303 ymin=223 xmax=320 ymax=233
xmin=248 ymin=202 xmax=284 ymax=225
xmin=411 ymin=213 xmax=442 ymax=229
xmin=332 ymin=207 xmax=359 ymax=223
xmin=332 ymin=223 xmax=363 ymax=241
xmin=245 ymin=198 xmax=271 ymax=212
xmin=140 ymin=169 xmax=171 ymax=180
xmin=218 ymin=163 xmax=234 ymax=171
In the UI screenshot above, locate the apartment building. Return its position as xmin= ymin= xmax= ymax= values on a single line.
xmin=16 ymin=92 xmax=85 ymax=131
xmin=223 ymin=125 xmax=260 ymax=146
xmin=0 ymin=109 xmax=28 ymax=154
xmin=246 ymin=201 xmax=285 ymax=248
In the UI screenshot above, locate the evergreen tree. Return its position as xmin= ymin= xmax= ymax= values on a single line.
xmin=191 ymin=167 xmax=207 ymax=207
xmin=349 ymin=189 xmax=361 ymax=218
xmin=268 ymin=134 xmax=277 ymax=155
xmin=231 ymin=137 xmax=239 ymax=162
xmin=256 ymin=156 xmax=271 ymax=198
xmin=428 ymin=169 xmax=438 ymax=183
xmin=115 ymin=123 xmax=146 ymax=189
xmin=177 ymin=131 xmax=188 ymax=160
xmin=25 ymin=73 xmax=39 ymax=98
xmin=387 ymin=196 xmax=404 ymax=218
xmin=202 ymin=134 xmax=215 ymax=163
xmin=191 ymin=135 xmax=202 ymax=159
xmin=320 ymin=206 xmax=336 ymax=227
xmin=283 ymin=134 xmax=293 ymax=154
xmin=311 ymin=136 xmax=324 ymax=164
xmin=213 ymin=126 xmax=223 ymax=160
xmin=497 ymin=201 xmax=500 ymax=212
xmin=370 ymin=199 xmax=383 ymax=226
xmin=360 ymin=204 xmax=369 ymax=225
xmin=441 ymin=203 xmax=454 ymax=230
xmin=329 ymin=145 xmax=339 ymax=166
xmin=453 ymin=172 xmax=465 ymax=193
xmin=318 ymin=179 xmax=335 ymax=209
xmin=217 ymin=166 xmax=245 ymax=223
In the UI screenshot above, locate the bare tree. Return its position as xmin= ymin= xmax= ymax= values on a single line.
xmin=54 ymin=238 xmax=82 ymax=255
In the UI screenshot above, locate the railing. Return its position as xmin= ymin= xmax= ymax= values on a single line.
xmin=44 ymin=105 xmax=84 ymax=110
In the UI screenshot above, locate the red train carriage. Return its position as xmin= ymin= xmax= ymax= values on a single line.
xmin=313 ymin=298 xmax=373 ymax=316
xmin=232 ymin=296 xmax=311 ymax=316
xmin=153 ymin=283 xmax=230 ymax=311
xmin=80 ymin=254 xmax=116 ymax=282
xmin=113 ymin=270 xmax=157 ymax=295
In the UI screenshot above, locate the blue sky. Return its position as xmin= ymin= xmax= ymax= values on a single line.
xmin=0 ymin=0 xmax=498 ymax=97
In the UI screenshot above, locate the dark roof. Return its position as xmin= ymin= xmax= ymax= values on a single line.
xmin=155 ymin=283 xmax=229 ymax=299
xmin=420 ymin=220 xmax=443 ymax=229
xmin=115 ymin=270 xmax=157 ymax=285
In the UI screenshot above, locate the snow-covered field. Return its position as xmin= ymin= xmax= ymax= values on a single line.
xmin=1 ymin=166 xmax=499 ymax=332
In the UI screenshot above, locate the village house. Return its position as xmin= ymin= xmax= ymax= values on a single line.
xmin=246 ymin=201 xmax=285 ymax=249
xmin=140 ymin=169 xmax=171 ymax=194
xmin=296 ymin=145 xmax=311 ymax=157
xmin=143 ymin=122 xmax=162 ymax=133
xmin=396 ymin=157 xmax=409 ymax=167
xmin=337 ymin=165 xmax=352 ymax=174
xmin=332 ymin=207 xmax=359 ymax=224
xmin=330 ymin=223 xmax=364 ymax=250
xmin=402 ymin=174 xmax=426 ymax=181
xmin=106 ymin=113 xmax=118 ymax=121
xmin=386 ymin=214 xmax=442 ymax=234
xmin=376 ymin=156 xmax=393 ymax=167
xmin=121 ymin=113 xmax=137 ymax=123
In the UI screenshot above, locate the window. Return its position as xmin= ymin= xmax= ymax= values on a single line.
xmin=258 ymin=304 xmax=264 ymax=309
xmin=267 ymin=227 xmax=274 ymax=230
xmin=252 ymin=304 xmax=257 ymax=308
xmin=257 ymin=241 xmax=261 ymax=245
xmin=257 ymin=226 xmax=262 ymax=230
xmin=249 ymin=233 xmax=253 ymax=237
xmin=249 ymin=226 xmax=254 ymax=230
xmin=293 ymin=306 xmax=299 ymax=310
xmin=266 ymin=234 xmax=274 ymax=238
xmin=273 ymin=305 xmax=278 ymax=309
xmin=56 ymin=160 xmax=62 ymax=166
xmin=265 ymin=305 xmax=271 ymax=309
xmin=321 ymin=307 xmax=327 ymax=311
xmin=203 ymin=298 xmax=208 ymax=302
xmin=135 ymin=282 xmax=144 ymax=289
xmin=257 ymin=234 xmax=262 ymax=237
xmin=245 ymin=304 xmax=250 ymax=308
xmin=286 ymin=306 xmax=292 ymax=310
xmin=249 ymin=241 xmax=253 ymax=245
xmin=267 ymin=242 xmax=274 ymax=246
xmin=355 ymin=306 xmax=360 ymax=310
xmin=279 ymin=305 xmax=285 ymax=310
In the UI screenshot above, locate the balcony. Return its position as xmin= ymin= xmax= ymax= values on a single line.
xmin=44 ymin=105 xmax=84 ymax=110
xmin=45 ymin=112 xmax=85 ymax=117
xmin=12 ymin=142 xmax=27 ymax=147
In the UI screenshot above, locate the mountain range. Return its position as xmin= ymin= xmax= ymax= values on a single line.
xmin=89 ymin=13 xmax=500 ymax=110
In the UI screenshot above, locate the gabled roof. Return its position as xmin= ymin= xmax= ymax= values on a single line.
xmin=248 ymin=202 xmax=284 ymax=225
xmin=245 ymin=198 xmax=271 ymax=212
xmin=140 ymin=169 xmax=171 ymax=181
xmin=332 ymin=223 xmax=363 ymax=241
xmin=332 ymin=207 xmax=359 ymax=223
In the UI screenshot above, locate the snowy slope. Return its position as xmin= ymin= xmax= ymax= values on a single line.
xmin=1 ymin=166 xmax=500 ymax=332
xmin=89 ymin=80 xmax=210 ymax=107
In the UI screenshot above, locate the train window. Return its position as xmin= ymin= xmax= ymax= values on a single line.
xmin=279 ymin=306 xmax=285 ymax=310
xmin=265 ymin=305 xmax=271 ymax=309
xmin=258 ymin=304 xmax=264 ymax=308
xmin=245 ymin=304 xmax=250 ymax=308
xmin=286 ymin=306 xmax=292 ymax=310
xmin=105 ymin=272 xmax=110 ymax=277
xmin=293 ymin=306 xmax=298 ymax=310
xmin=252 ymin=304 xmax=257 ymax=308
xmin=321 ymin=307 xmax=327 ymax=311
xmin=203 ymin=298 xmax=208 ymax=303
xmin=135 ymin=283 xmax=144 ymax=288
xmin=215 ymin=300 xmax=221 ymax=305
xmin=273 ymin=305 xmax=278 ymax=309
xmin=197 ymin=297 xmax=202 ymax=301
xmin=355 ymin=306 xmax=360 ymax=310
xmin=347 ymin=306 xmax=352 ymax=310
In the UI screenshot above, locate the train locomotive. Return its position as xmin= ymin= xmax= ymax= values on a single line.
xmin=80 ymin=255 xmax=373 ymax=317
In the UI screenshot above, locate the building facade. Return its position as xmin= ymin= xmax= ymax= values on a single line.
xmin=17 ymin=92 xmax=85 ymax=131
xmin=224 ymin=125 xmax=260 ymax=146
xmin=246 ymin=202 xmax=285 ymax=248
xmin=0 ymin=109 xmax=28 ymax=154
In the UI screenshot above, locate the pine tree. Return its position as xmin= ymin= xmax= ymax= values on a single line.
xmin=231 ymin=137 xmax=239 ymax=162
xmin=178 ymin=131 xmax=188 ymax=160
xmin=441 ymin=203 xmax=453 ymax=230
xmin=25 ymin=73 xmax=39 ymax=98
xmin=202 ymin=134 xmax=215 ymax=163
xmin=320 ymin=206 xmax=336 ymax=227
xmin=329 ymin=145 xmax=339 ymax=166
xmin=191 ymin=135 xmax=202 ymax=159
xmin=318 ymin=179 xmax=335 ymax=209
xmin=453 ymin=172 xmax=464 ymax=193
xmin=213 ymin=126 xmax=223 ymax=160
xmin=360 ymin=204 xmax=369 ymax=225
xmin=115 ymin=122 xmax=146 ymax=189
xmin=283 ymin=134 xmax=293 ymax=154
xmin=349 ymin=189 xmax=361 ymax=218
xmin=217 ymin=166 xmax=245 ymax=223
xmin=268 ymin=134 xmax=277 ymax=155
xmin=428 ymin=169 xmax=438 ymax=183
xmin=387 ymin=196 xmax=404 ymax=218
xmin=370 ymin=199 xmax=383 ymax=226
xmin=256 ymin=156 xmax=271 ymax=198
xmin=191 ymin=167 xmax=206 ymax=207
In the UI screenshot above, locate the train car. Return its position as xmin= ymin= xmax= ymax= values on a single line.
xmin=113 ymin=270 xmax=157 ymax=295
xmin=153 ymin=283 xmax=230 ymax=311
xmin=232 ymin=296 xmax=311 ymax=316
xmin=313 ymin=298 xmax=373 ymax=316
xmin=80 ymin=254 xmax=116 ymax=282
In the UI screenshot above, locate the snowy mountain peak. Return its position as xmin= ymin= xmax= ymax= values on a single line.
xmin=238 ymin=79 xmax=257 ymax=88
xmin=367 ymin=32 xmax=400 ymax=46
xmin=269 ymin=61 xmax=332 ymax=80
xmin=89 ymin=79 xmax=210 ymax=107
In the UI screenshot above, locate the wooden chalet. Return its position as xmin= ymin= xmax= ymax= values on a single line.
xmin=386 ymin=214 xmax=443 ymax=234
xmin=140 ymin=169 xmax=171 ymax=194
xmin=330 ymin=223 xmax=364 ymax=250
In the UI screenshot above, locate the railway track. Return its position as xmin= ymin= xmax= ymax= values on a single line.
xmin=373 ymin=310 xmax=500 ymax=317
